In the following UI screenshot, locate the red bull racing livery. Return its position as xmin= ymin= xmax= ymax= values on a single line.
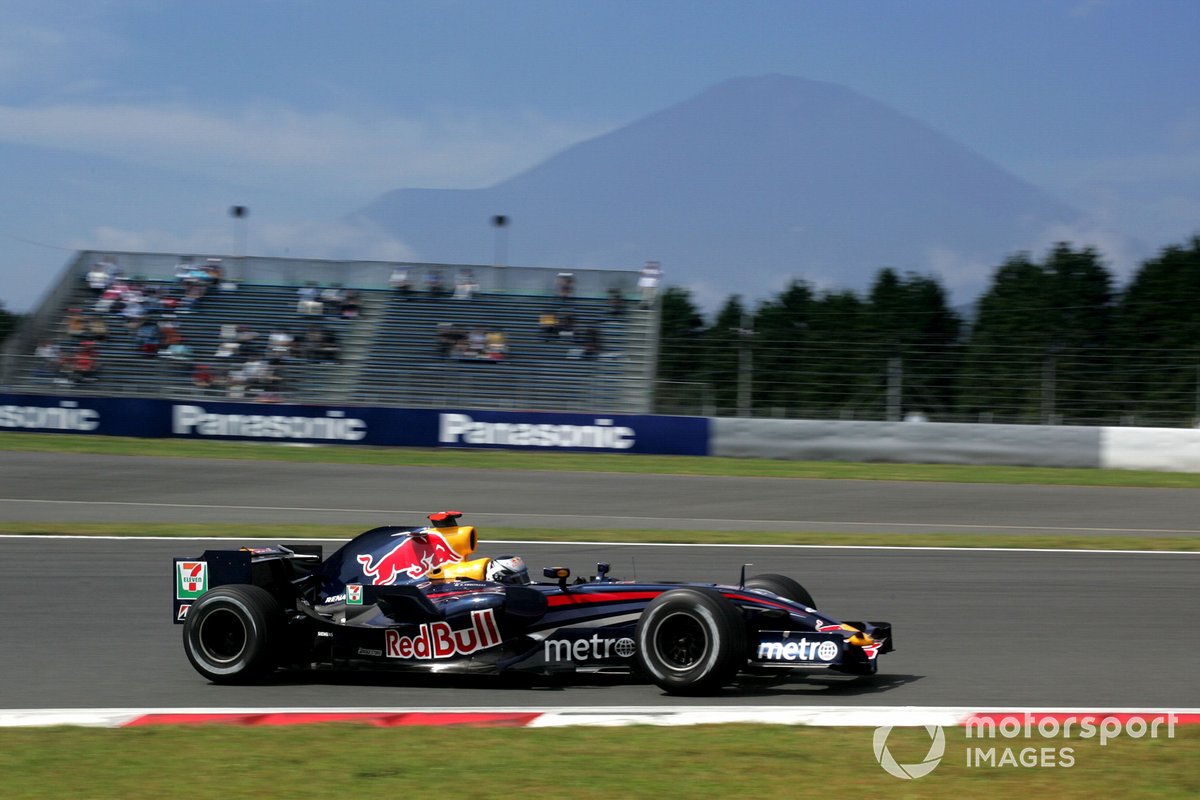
xmin=173 ymin=512 xmax=894 ymax=694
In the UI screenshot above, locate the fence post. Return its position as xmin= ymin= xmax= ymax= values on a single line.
xmin=886 ymin=356 xmax=902 ymax=422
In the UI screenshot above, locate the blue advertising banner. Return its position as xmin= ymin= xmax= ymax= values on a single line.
xmin=0 ymin=394 xmax=710 ymax=456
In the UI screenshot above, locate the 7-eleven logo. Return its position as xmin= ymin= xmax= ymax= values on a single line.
xmin=176 ymin=561 xmax=208 ymax=600
xmin=347 ymin=584 xmax=363 ymax=605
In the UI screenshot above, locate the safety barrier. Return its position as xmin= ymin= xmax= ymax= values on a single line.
xmin=3 ymin=393 xmax=1198 ymax=471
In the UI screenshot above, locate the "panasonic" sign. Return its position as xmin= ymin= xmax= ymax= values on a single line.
xmin=0 ymin=401 xmax=99 ymax=432
xmin=172 ymin=404 xmax=367 ymax=441
xmin=438 ymin=413 xmax=635 ymax=449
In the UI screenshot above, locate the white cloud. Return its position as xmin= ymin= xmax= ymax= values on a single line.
xmin=0 ymin=101 xmax=614 ymax=194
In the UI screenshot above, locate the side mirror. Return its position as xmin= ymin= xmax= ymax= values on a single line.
xmin=543 ymin=566 xmax=570 ymax=591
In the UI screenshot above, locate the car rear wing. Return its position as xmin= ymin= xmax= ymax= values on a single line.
xmin=172 ymin=544 xmax=323 ymax=623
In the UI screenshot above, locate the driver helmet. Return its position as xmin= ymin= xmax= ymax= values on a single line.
xmin=486 ymin=555 xmax=530 ymax=585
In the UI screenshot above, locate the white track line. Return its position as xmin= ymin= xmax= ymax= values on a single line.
xmin=2 ymin=498 xmax=1198 ymax=534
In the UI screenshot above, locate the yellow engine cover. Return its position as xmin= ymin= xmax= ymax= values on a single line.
xmin=429 ymin=557 xmax=491 ymax=582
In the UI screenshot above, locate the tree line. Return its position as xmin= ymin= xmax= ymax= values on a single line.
xmin=656 ymin=236 xmax=1200 ymax=427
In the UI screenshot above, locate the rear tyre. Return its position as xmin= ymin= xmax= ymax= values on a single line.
xmin=183 ymin=585 xmax=283 ymax=683
xmin=744 ymin=573 xmax=816 ymax=609
xmin=635 ymin=588 xmax=746 ymax=694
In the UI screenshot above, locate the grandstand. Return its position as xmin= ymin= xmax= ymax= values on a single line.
xmin=0 ymin=251 xmax=658 ymax=413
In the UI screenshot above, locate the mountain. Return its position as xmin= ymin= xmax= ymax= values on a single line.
xmin=354 ymin=74 xmax=1098 ymax=305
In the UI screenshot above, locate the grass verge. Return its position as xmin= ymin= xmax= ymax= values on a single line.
xmin=3 ymin=431 xmax=1200 ymax=488
xmin=0 ymin=725 xmax=1195 ymax=799
xmin=1 ymin=522 xmax=1197 ymax=551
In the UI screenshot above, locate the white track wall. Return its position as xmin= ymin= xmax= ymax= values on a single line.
xmin=713 ymin=418 xmax=1200 ymax=473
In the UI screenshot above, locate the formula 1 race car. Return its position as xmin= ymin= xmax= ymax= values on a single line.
xmin=172 ymin=512 xmax=893 ymax=694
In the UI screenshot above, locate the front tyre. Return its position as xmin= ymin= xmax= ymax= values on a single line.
xmin=635 ymin=588 xmax=746 ymax=695
xmin=744 ymin=573 xmax=816 ymax=609
xmin=183 ymin=585 xmax=283 ymax=683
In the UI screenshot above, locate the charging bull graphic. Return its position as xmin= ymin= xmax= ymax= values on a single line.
xmin=357 ymin=530 xmax=464 ymax=584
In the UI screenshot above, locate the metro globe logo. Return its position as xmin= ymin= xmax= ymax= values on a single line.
xmin=544 ymin=635 xmax=637 ymax=662
xmin=756 ymin=637 xmax=839 ymax=662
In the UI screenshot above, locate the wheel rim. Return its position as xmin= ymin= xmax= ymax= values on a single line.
xmin=653 ymin=611 xmax=709 ymax=671
xmin=197 ymin=607 xmax=249 ymax=664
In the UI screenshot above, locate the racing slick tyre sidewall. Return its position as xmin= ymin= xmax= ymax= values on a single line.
xmin=744 ymin=573 xmax=816 ymax=609
xmin=183 ymin=584 xmax=283 ymax=683
xmin=635 ymin=588 xmax=747 ymax=695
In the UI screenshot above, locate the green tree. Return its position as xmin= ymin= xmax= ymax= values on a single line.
xmin=962 ymin=244 xmax=1115 ymax=423
xmin=654 ymin=287 xmax=709 ymax=412
xmin=704 ymin=295 xmax=747 ymax=414
xmin=1112 ymin=236 xmax=1200 ymax=424
xmin=866 ymin=268 xmax=962 ymax=419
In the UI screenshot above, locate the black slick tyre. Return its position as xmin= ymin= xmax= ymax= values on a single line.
xmin=635 ymin=588 xmax=747 ymax=694
xmin=183 ymin=584 xmax=283 ymax=683
xmin=744 ymin=573 xmax=816 ymax=609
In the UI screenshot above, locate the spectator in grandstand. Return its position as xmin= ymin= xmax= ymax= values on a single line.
xmin=582 ymin=326 xmax=603 ymax=359
xmin=174 ymin=256 xmax=198 ymax=283
xmin=319 ymin=327 xmax=340 ymax=363
xmin=340 ymin=289 xmax=361 ymax=319
xmin=297 ymin=283 xmax=322 ymax=315
xmin=467 ymin=328 xmax=487 ymax=358
xmin=268 ymin=328 xmax=294 ymax=358
xmin=557 ymin=311 xmax=576 ymax=340
xmin=389 ymin=266 xmax=413 ymax=298
xmin=426 ymin=269 xmax=447 ymax=296
xmin=226 ymin=365 xmax=248 ymax=399
xmin=638 ymin=261 xmax=662 ymax=307
xmin=135 ymin=322 xmax=161 ymax=355
xmin=321 ymin=284 xmax=346 ymax=316
xmin=300 ymin=326 xmax=324 ymax=362
xmin=555 ymin=272 xmax=575 ymax=302
xmin=86 ymin=314 xmax=109 ymax=342
xmin=191 ymin=362 xmax=214 ymax=392
xmin=65 ymin=308 xmax=86 ymax=338
xmin=539 ymin=310 xmax=559 ymax=341
xmin=67 ymin=341 xmax=99 ymax=383
xmin=122 ymin=299 xmax=145 ymax=332
xmin=94 ymin=284 xmax=122 ymax=314
xmin=435 ymin=323 xmax=464 ymax=358
xmin=160 ymin=318 xmax=182 ymax=347
xmin=162 ymin=338 xmax=193 ymax=363
xmin=454 ymin=268 xmax=479 ymax=300
xmin=178 ymin=282 xmax=206 ymax=313
xmin=34 ymin=340 xmax=62 ymax=380
xmin=485 ymin=330 xmax=508 ymax=361
xmin=85 ymin=261 xmax=111 ymax=293
xmin=204 ymin=258 xmax=224 ymax=286
xmin=608 ymin=286 xmax=627 ymax=316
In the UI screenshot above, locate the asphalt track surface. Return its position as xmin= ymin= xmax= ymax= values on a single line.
xmin=2 ymin=451 xmax=1200 ymax=535
xmin=0 ymin=452 xmax=1197 ymax=710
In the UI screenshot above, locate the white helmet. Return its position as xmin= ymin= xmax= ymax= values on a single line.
xmin=486 ymin=555 xmax=530 ymax=585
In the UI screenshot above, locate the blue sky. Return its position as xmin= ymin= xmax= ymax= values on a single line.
xmin=2 ymin=0 xmax=1198 ymax=310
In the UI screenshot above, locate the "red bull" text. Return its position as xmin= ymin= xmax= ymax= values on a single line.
xmin=357 ymin=531 xmax=464 ymax=584
xmin=385 ymin=609 xmax=501 ymax=659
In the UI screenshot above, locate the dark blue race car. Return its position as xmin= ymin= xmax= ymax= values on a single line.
xmin=172 ymin=512 xmax=893 ymax=694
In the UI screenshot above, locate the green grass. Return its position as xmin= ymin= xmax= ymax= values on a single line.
xmin=2 ymin=521 xmax=1197 ymax=551
xmin=3 ymin=431 xmax=1200 ymax=488
xmin=0 ymin=725 xmax=1195 ymax=799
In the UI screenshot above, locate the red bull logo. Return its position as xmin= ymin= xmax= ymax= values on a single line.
xmin=357 ymin=531 xmax=464 ymax=584
xmin=385 ymin=609 xmax=502 ymax=659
